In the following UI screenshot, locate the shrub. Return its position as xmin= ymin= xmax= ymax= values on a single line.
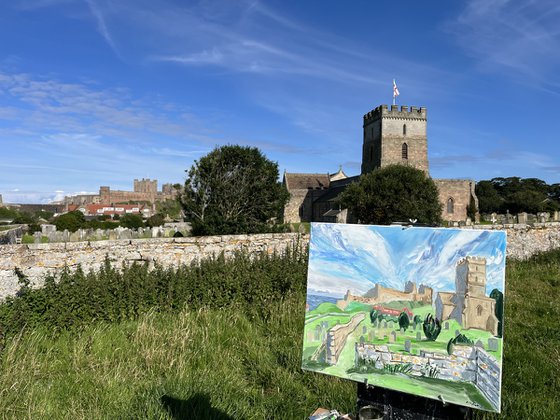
xmin=422 ymin=314 xmax=441 ymax=341
xmin=369 ymin=309 xmax=379 ymax=324
xmin=398 ymin=311 xmax=410 ymax=330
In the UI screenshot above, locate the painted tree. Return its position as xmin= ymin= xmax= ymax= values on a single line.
xmin=398 ymin=311 xmax=410 ymax=330
xmin=423 ymin=314 xmax=442 ymax=341
xmin=490 ymin=288 xmax=504 ymax=337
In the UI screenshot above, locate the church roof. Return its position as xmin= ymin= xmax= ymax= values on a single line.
xmin=283 ymin=172 xmax=330 ymax=191
xmin=436 ymin=291 xmax=455 ymax=305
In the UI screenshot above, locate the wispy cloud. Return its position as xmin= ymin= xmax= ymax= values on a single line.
xmin=85 ymin=0 xmax=121 ymax=58
xmin=446 ymin=0 xmax=560 ymax=84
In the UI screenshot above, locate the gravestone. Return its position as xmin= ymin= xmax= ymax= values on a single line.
xmin=400 ymin=327 xmax=405 ymax=335
xmin=33 ymin=232 xmax=42 ymax=244
xmin=455 ymin=330 xmax=460 ymax=337
xmin=389 ymin=331 xmax=396 ymax=343
xmin=363 ymin=326 xmax=367 ymax=334
xmin=372 ymin=320 xmax=378 ymax=328
xmin=416 ymin=332 xmax=422 ymax=341
xmin=383 ymin=321 xmax=387 ymax=329
xmin=404 ymin=340 xmax=411 ymax=353
xmin=444 ymin=322 xmax=449 ymax=330
xmin=554 ymin=210 xmax=560 ymax=222
xmin=388 ymin=322 xmax=393 ymax=329
xmin=41 ymin=224 xmax=56 ymax=235
xmin=518 ymin=212 xmax=528 ymax=224
xmin=368 ymin=331 xmax=375 ymax=341
xmin=360 ymin=336 xmax=365 ymax=346
xmin=488 ymin=338 xmax=499 ymax=352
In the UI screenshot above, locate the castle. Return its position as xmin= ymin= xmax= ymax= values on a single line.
xmin=336 ymin=281 xmax=433 ymax=310
xmin=59 ymin=178 xmax=178 ymax=207
xmin=283 ymin=105 xmax=478 ymax=224
xmin=435 ymin=257 xmax=499 ymax=335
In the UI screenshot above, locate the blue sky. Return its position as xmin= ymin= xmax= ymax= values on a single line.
xmin=1 ymin=0 xmax=560 ymax=203
xmin=308 ymin=223 xmax=506 ymax=299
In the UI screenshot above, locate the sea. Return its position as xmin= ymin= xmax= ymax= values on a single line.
xmin=306 ymin=294 xmax=339 ymax=311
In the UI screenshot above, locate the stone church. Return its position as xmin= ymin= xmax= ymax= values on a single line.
xmin=435 ymin=257 xmax=499 ymax=335
xmin=283 ymin=104 xmax=478 ymax=224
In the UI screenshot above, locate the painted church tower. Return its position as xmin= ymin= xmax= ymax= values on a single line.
xmin=361 ymin=105 xmax=428 ymax=174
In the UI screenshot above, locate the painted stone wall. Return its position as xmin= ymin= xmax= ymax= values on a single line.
xmin=326 ymin=312 xmax=366 ymax=364
xmin=0 ymin=233 xmax=305 ymax=300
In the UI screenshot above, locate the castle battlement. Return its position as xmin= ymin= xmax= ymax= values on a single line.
xmin=457 ymin=256 xmax=487 ymax=265
xmin=363 ymin=104 xmax=427 ymax=125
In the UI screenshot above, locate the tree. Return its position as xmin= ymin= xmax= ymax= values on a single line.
xmin=181 ymin=145 xmax=289 ymax=235
xmin=422 ymin=314 xmax=441 ymax=341
xmin=398 ymin=311 xmax=410 ymax=330
xmin=120 ymin=214 xmax=144 ymax=229
xmin=54 ymin=211 xmax=86 ymax=232
xmin=369 ymin=309 xmax=379 ymax=324
xmin=338 ymin=165 xmax=442 ymax=225
xmin=476 ymin=181 xmax=503 ymax=214
xmin=146 ymin=214 xmax=165 ymax=228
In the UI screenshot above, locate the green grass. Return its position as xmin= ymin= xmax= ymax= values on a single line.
xmin=0 ymin=250 xmax=559 ymax=418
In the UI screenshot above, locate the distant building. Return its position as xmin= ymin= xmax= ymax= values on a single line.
xmin=435 ymin=256 xmax=499 ymax=335
xmin=74 ymin=204 xmax=152 ymax=218
xmin=60 ymin=178 xmax=178 ymax=208
xmin=336 ymin=281 xmax=433 ymax=310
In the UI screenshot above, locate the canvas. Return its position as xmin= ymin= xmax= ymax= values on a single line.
xmin=302 ymin=223 xmax=506 ymax=413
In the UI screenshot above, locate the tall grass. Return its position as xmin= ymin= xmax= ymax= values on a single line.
xmin=0 ymin=249 xmax=558 ymax=418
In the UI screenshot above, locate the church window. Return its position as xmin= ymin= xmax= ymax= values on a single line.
xmin=477 ymin=305 xmax=483 ymax=316
xmin=447 ymin=198 xmax=454 ymax=214
xmin=402 ymin=143 xmax=408 ymax=160
xmin=403 ymin=124 xmax=407 ymax=136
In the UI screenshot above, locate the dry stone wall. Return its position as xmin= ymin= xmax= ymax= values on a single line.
xmin=0 ymin=233 xmax=305 ymax=300
xmin=326 ymin=312 xmax=366 ymax=364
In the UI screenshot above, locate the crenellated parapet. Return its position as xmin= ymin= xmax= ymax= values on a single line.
xmin=457 ymin=256 xmax=487 ymax=266
xmin=363 ymin=104 xmax=427 ymax=126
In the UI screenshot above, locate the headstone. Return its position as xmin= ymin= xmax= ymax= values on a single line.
xmin=69 ymin=230 xmax=80 ymax=242
xmin=389 ymin=331 xmax=396 ymax=343
xmin=554 ymin=210 xmax=560 ymax=222
xmin=404 ymin=340 xmax=411 ymax=353
xmin=383 ymin=321 xmax=387 ymax=329
xmin=400 ymin=327 xmax=405 ymax=335
xmin=416 ymin=332 xmax=422 ymax=341
xmin=41 ymin=224 xmax=56 ymax=235
xmin=413 ymin=323 xmax=417 ymax=330
xmin=388 ymin=322 xmax=393 ymax=329
xmin=359 ymin=336 xmax=365 ymax=346
xmin=363 ymin=326 xmax=367 ymax=334
xmin=475 ymin=340 xmax=484 ymax=349
xmin=455 ymin=329 xmax=460 ymax=337
xmin=518 ymin=212 xmax=528 ymax=224
xmin=33 ymin=232 xmax=42 ymax=244
xmin=488 ymin=338 xmax=499 ymax=352
xmin=465 ymin=217 xmax=472 ymax=226
xmin=444 ymin=322 xmax=449 ymax=330
xmin=368 ymin=331 xmax=375 ymax=342
xmin=372 ymin=320 xmax=378 ymax=328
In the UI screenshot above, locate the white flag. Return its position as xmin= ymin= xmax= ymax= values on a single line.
xmin=393 ymin=79 xmax=400 ymax=98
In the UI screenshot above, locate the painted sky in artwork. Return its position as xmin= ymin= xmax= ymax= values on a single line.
xmin=308 ymin=223 xmax=506 ymax=298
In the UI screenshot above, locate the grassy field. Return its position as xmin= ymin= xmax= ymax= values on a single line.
xmin=0 ymin=250 xmax=559 ymax=418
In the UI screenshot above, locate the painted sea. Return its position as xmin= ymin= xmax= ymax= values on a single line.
xmin=306 ymin=294 xmax=339 ymax=311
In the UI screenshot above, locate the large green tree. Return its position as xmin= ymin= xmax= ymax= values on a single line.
xmin=181 ymin=145 xmax=289 ymax=235
xmin=338 ymin=165 xmax=442 ymax=225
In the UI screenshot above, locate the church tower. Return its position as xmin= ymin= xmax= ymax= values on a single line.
xmin=361 ymin=105 xmax=428 ymax=174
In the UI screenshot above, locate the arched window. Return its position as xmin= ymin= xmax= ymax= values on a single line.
xmin=477 ymin=305 xmax=483 ymax=316
xmin=403 ymin=124 xmax=407 ymax=136
xmin=401 ymin=143 xmax=408 ymax=160
xmin=447 ymin=198 xmax=454 ymax=214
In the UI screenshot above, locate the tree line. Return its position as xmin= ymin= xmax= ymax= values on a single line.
xmin=476 ymin=177 xmax=560 ymax=214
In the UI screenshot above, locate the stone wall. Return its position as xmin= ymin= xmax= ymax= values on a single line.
xmin=0 ymin=232 xmax=304 ymax=300
xmin=326 ymin=312 xmax=366 ymax=364
xmin=0 ymin=226 xmax=24 ymax=245
xmin=434 ymin=179 xmax=477 ymax=223
xmin=356 ymin=343 xmax=500 ymax=411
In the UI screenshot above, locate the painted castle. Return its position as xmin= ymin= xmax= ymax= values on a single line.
xmin=336 ymin=281 xmax=433 ymax=310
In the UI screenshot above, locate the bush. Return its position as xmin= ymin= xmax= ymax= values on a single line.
xmin=54 ymin=211 xmax=86 ymax=232
xmin=398 ymin=311 xmax=410 ymax=330
xmin=369 ymin=309 xmax=379 ymax=324
xmin=119 ymin=214 xmax=144 ymax=229
xmin=146 ymin=214 xmax=164 ymax=228
xmin=422 ymin=314 xmax=441 ymax=341
xmin=0 ymin=247 xmax=308 ymax=341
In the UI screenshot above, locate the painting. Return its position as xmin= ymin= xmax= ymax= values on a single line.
xmin=302 ymin=223 xmax=506 ymax=413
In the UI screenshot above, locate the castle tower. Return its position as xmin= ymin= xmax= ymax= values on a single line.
xmin=361 ymin=105 xmax=428 ymax=174
xmin=456 ymin=256 xmax=487 ymax=297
